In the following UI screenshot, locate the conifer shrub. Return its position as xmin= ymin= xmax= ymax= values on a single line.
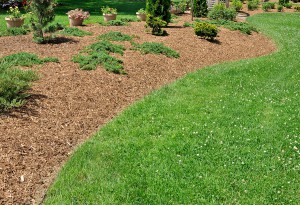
xmin=194 ymin=22 xmax=218 ymax=40
xmin=193 ymin=0 xmax=208 ymax=17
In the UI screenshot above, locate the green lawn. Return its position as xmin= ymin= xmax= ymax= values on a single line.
xmin=0 ymin=0 xmax=146 ymax=31
xmin=43 ymin=12 xmax=300 ymax=205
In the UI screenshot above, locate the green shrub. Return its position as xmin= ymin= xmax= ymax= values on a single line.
xmin=262 ymin=2 xmax=273 ymax=11
xmin=59 ymin=27 xmax=92 ymax=37
xmin=97 ymin=31 xmax=134 ymax=42
xmin=231 ymin=0 xmax=243 ymax=11
xmin=204 ymin=19 xmax=257 ymax=34
xmin=146 ymin=15 xmax=168 ymax=36
xmin=0 ymin=52 xmax=58 ymax=111
xmin=194 ymin=22 xmax=218 ymax=40
xmin=72 ymin=40 xmax=126 ymax=74
xmin=277 ymin=4 xmax=284 ymax=11
xmin=43 ymin=23 xmax=64 ymax=33
xmin=132 ymin=42 xmax=180 ymax=58
xmin=120 ymin=17 xmax=138 ymax=22
xmin=29 ymin=0 xmax=55 ymax=43
xmin=183 ymin=21 xmax=193 ymax=27
xmin=193 ymin=0 xmax=208 ymax=17
xmin=99 ymin=20 xmax=126 ymax=26
xmin=279 ymin=0 xmax=289 ymax=5
xmin=285 ymin=2 xmax=293 ymax=8
xmin=146 ymin=0 xmax=171 ymax=24
xmin=294 ymin=5 xmax=300 ymax=11
xmin=172 ymin=0 xmax=188 ymax=14
xmin=0 ymin=27 xmax=29 ymax=37
xmin=292 ymin=0 xmax=298 ymax=3
xmin=208 ymin=3 xmax=237 ymax=21
xmin=247 ymin=0 xmax=260 ymax=10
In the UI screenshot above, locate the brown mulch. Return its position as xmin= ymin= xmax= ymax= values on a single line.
xmin=0 ymin=14 xmax=276 ymax=205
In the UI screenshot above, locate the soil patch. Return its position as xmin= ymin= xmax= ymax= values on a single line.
xmin=0 ymin=14 xmax=276 ymax=205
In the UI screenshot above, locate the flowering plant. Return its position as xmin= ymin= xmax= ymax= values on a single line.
xmin=101 ymin=6 xmax=117 ymax=14
xmin=66 ymin=8 xmax=90 ymax=20
xmin=6 ymin=6 xmax=23 ymax=18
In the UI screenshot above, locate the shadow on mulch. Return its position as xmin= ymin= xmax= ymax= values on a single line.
xmin=44 ymin=37 xmax=79 ymax=44
xmin=207 ymin=38 xmax=221 ymax=45
xmin=0 ymin=94 xmax=47 ymax=118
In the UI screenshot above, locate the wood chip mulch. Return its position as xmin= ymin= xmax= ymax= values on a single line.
xmin=0 ymin=14 xmax=276 ymax=205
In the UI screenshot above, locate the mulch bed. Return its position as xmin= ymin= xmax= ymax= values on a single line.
xmin=0 ymin=14 xmax=276 ymax=204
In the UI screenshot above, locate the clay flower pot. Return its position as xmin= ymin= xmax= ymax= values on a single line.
xmin=5 ymin=17 xmax=24 ymax=28
xmin=136 ymin=12 xmax=146 ymax=21
xmin=68 ymin=16 xmax=84 ymax=26
xmin=103 ymin=13 xmax=117 ymax=21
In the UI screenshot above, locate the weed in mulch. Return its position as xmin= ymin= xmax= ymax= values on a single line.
xmin=132 ymin=42 xmax=180 ymax=58
xmin=97 ymin=31 xmax=134 ymax=42
xmin=73 ymin=40 xmax=125 ymax=74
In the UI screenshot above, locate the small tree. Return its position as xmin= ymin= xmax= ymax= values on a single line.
xmin=29 ymin=0 xmax=55 ymax=43
xmin=146 ymin=0 xmax=171 ymax=24
xmin=193 ymin=0 xmax=208 ymax=17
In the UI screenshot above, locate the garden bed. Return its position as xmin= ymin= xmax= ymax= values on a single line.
xmin=0 ymin=14 xmax=276 ymax=204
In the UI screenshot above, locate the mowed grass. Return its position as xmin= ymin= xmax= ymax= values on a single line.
xmin=45 ymin=13 xmax=300 ymax=204
xmin=0 ymin=0 xmax=145 ymax=32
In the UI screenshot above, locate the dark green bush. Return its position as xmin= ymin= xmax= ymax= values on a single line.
xmin=146 ymin=15 xmax=168 ymax=36
xmin=247 ymin=0 xmax=260 ymax=10
xmin=193 ymin=0 xmax=208 ymax=17
xmin=132 ymin=42 xmax=180 ymax=58
xmin=194 ymin=22 xmax=218 ymax=40
xmin=285 ymin=2 xmax=293 ymax=8
xmin=100 ymin=20 xmax=126 ymax=26
xmin=208 ymin=3 xmax=237 ymax=21
xmin=204 ymin=19 xmax=257 ymax=34
xmin=43 ymin=23 xmax=64 ymax=33
xmin=262 ymin=2 xmax=272 ymax=11
xmin=146 ymin=0 xmax=171 ymax=24
xmin=279 ymin=0 xmax=289 ymax=5
xmin=29 ymin=0 xmax=55 ymax=43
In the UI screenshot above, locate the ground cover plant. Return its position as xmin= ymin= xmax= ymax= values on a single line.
xmin=97 ymin=31 xmax=134 ymax=42
xmin=132 ymin=42 xmax=180 ymax=58
xmin=72 ymin=40 xmax=125 ymax=73
xmin=59 ymin=27 xmax=92 ymax=37
xmin=0 ymin=52 xmax=58 ymax=111
xmin=44 ymin=13 xmax=300 ymax=204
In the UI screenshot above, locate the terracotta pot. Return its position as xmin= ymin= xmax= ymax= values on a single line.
xmin=5 ymin=17 xmax=24 ymax=28
xmin=136 ymin=12 xmax=146 ymax=21
xmin=103 ymin=13 xmax=117 ymax=22
xmin=68 ymin=16 xmax=84 ymax=26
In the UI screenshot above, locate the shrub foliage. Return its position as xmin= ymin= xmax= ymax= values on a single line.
xmin=193 ymin=0 xmax=208 ymax=17
xmin=208 ymin=3 xmax=237 ymax=21
xmin=194 ymin=22 xmax=218 ymax=40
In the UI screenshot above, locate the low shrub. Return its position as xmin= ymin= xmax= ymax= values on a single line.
xmin=247 ymin=0 xmax=260 ymax=10
xmin=262 ymin=2 xmax=273 ymax=11
xmin=277 ymin=4 xmax=284 ymax=11
xmin=0 ymin=27 xmax=28 ymax=37
xmin=0 ymin=52 xmax=58 ymax=111
xmin=120 ymin=17 xmax=138 ymax=22
xmin=204 ymin=19 xmax=258 ymax=34
xmin=43 ymin=23 xmax=65 ymax=33
xmin=132 ymin=42 xmax=180 ymax=58
xmin=285 ymin=2 xmax=293 ymax=8
xmin=59 ymin=27 xmax=92 ymax=37
xmin=146 ymin=15 xmax=168 ymax=36
xmin=183 ymin=21 xmax=193 ymax=27
xmin=278 ymin=0 xmax=289 ymax=5
xmin=72 ymin=40 xmax=126 ymax=74
xmin=194 ymin=22 xmax=218 ymax=40
xmin=231 ymin=0 xmax=243 ymax=11
xmin=99 ymin=20 xmax=127 ymax=26
xmin=208 ymin=3 xmax=237 ymax=21
xmin=97 ymin=31 xmax=134 ymax=42
xmin=294 ymin=5 xmax=300 ymax=11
